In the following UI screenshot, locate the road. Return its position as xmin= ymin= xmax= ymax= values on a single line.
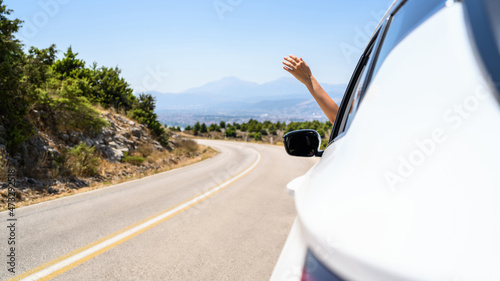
xmin=1 ymin=140 xmax=317 ymax=281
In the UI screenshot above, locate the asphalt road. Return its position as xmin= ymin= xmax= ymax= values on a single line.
xmin=1 ymin=140 xmax=317 ymax=281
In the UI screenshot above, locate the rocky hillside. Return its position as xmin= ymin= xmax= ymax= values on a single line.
xmin=0 ymin=2 xmax=218 ymax=209
xmin=0 ymin=110 xmax=212 ymax=208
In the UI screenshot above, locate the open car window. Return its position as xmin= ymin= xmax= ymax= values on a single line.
xmin=329 ymin=27 xmax=381 ymax=142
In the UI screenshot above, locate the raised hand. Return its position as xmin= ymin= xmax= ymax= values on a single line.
xmin=282 ymin=54 xmax=313 ymax=87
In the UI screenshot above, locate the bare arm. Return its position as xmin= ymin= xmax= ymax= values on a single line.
xmin=282 ymin=54 xmax=339 ymax=123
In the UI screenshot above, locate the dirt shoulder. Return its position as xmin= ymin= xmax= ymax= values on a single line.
xmin=0 ymin=144 xmax=217 ymax=210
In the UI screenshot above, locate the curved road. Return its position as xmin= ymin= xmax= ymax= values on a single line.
xmin=1 ymin=140 xmax=317 ymax=281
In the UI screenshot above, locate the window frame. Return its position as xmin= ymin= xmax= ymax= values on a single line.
xmin=463 ymin=0 xmax=500 ymax=99
xmin=328 ymin=0 xmax=447 ymax=143
xmin=329 ymin=26 xmax=385 ymax=142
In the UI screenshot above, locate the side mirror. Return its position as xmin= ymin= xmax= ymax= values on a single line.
xmin=283 ymin=129 xmax=323 ymax=157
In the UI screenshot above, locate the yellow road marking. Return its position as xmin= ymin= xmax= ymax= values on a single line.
xmin=9 ymin=150 xmax=261 ymax=281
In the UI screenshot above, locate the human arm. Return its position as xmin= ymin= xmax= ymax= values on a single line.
xmin=282 ymin=55 xmax=339 ymax=123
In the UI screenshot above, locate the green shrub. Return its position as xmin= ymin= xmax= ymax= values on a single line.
xmin=225 ymin=127 xmax=237 ymax=138
xmin=67 ymin=142 xmax=100 ymax=176
xmin=122 ymin=152 xmax=145 ymax=165
xmin=254 ymin=132 xmax=262 ymax=141
xmin=51 ymin=79 xmax=108 ymax=135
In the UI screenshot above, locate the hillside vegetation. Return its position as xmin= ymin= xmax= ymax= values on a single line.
xmin=183 ymin=119 xmax=332 ymax=149
xmin=0 ymin=1 xmax=213 ymax=207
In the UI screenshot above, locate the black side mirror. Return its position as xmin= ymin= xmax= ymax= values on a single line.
xmin=283 ymin=129 xmax=323 ymax=157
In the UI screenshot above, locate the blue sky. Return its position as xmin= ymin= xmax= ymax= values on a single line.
xmin=5 ymin=0 xmax=392 ymax=93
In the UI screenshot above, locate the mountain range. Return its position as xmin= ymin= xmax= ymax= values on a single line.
xmin=152 ymin=77 xmax=346 ymax=127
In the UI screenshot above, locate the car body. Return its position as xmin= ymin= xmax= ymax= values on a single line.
xmin=271 ymin=0 xmax=500 ymax=280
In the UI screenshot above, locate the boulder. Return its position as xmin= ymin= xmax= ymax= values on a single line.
xmin=98 ymin=144 xmax=129 ymax=162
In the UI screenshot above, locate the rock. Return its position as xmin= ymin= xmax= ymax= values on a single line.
xmin=47 ymin=148 xmax=60 ymax=159
xmin=47 ymin=186 xmax=61 ymax=194
xmin=61 ymin=134 xmax=69 ymax=141
xmin=98 ymin=144 xmax=128 ymax=162
xmin=83 ymin=138 xmax=94 ymax=147
xmin=27 ymin=178 xmax=36 ymax=184
xmin=102 ymin=128 xmax=113 ymax=136
xmin=128 ymin=121 xmax=135 ymax=126
xmin=110 ymin=148 xmax=124 ymax=161
xmin=69 ymin=176 xmax=88 ymax=188
xmin=115 ymin=135 xmax=127 ymax=144
xmin=131 ymin=128 xmax=142 ymax=138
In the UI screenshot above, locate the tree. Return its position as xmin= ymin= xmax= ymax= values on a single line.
xmin=88 ymin=66 xmax=136 ymax=111
xmin=208 ymin=123 xmax=220 ymax=132
xmin=51 ymin=46 xmax=86 ymax=79
xmin=0 ymin=3 xmax=56 ymax=151
xmin=129 ymin=93 xmax=168 ymax=145
xmin=317 ymin=129 xmax=326 ymax=138
xmin=193 ymin=122 xmax=201 ymax=136
xmin=269 ymin=124 xmax=277 ymax=135
xmin=200 ymin=123 xmax=208 ymax=133
xmin=219 ymin=121 xmax=226 ymax=129
xmin=225 ymin=127 xmax=237 ymax=138
xmin=49 ymin=78 xmax=108 ymax=135
xmin=185 ymin=125 xmax=192 ymax=131
xmin=254 ymin=132 xmax=262 ymax=141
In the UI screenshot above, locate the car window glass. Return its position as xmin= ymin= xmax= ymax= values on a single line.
xmin=329 ymin=28 xmax=380 ymax=142
xmin=343 ymin=64 xmax=369 ymax=132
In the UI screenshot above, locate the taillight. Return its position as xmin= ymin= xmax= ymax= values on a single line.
xmin=301 ymin=250 xmax=345 ymax=281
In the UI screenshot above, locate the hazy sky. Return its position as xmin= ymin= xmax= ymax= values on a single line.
xmin=5 ymin=0 xmax=392 ymax=93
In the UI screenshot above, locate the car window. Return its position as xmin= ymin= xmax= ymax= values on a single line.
xmin=329 ymin=0 xmax=447 ymax=143
xmin=329 ymin=28 xmax=380 ymax=142
xmin=344 ymin=63 xmax=370 ymax=132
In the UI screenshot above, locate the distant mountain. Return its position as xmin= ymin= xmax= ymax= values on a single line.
xmin=152 ymin=77 xmax=346 ymax=126
xmin=153 ymin=77 xmax=346 ymax=110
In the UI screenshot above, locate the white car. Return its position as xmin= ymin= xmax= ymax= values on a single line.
xmin=272 ymin=0 xmax=500 ymax=280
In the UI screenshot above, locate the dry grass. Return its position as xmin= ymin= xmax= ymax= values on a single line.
xmin=174 ymin=139 xmax=199 ymax=157
xmin=136 ymin=142 xmax=154 ymax=158
xmin=2 ymin=144 xmax=217 ymax=210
